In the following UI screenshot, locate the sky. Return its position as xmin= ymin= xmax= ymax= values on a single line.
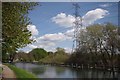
xmin=19 ymin=2 xmax=118 ymax=53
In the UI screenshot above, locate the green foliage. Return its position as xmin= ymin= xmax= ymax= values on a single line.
xmin=2 ymin=2 xmax=38 ymax=62
xmin=56 ymin=47 xmax=65 ymax=54
xmin=40 ymin=53 xmax=69 ymax=64
xmin=29 ymin=48 xmax=48 ymax=61
xmin=40 ymin=47 xmax=70 ymax=64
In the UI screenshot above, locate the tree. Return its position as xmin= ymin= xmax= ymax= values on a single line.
xmin=29 ymin=48 xmax=48 ymax=61
xmin=55 ymin=47 xmax=65 ymax=54
xmin=103 ymin=23 xmax=118 ymax=69
xmin=68 ymin=23 xmax=119 ymax=69
xmin=40 ymin=47 xmax=70 ymax=64
xmin=2 ymin=2 xmax=38 ymax=62
xmin=86 ymin=23 xmax=119 ymax=68
xmin=86 ymin=24 xmax=104 ymax=66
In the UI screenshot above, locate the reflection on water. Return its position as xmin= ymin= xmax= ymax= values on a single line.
xmin=31 ymin=67 xmax=45 ymax=75
xmin=15 ymin=63 xmax=119 ymax=78
xmin=55 ymin=67 xmax=66 ymax=75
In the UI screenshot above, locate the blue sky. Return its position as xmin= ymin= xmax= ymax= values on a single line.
xmin=19 ymin=2 xmax=118 ymax=53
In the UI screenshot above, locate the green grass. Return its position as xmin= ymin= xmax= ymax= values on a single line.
xmin=0 ymin=67 xmax=2 ymax=74
xmin=5 ymin=64 xmax=38 ymax=80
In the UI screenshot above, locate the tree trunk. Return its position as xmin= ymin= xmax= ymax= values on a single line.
xmin=9 ymin=52 xmax=16 ymax=63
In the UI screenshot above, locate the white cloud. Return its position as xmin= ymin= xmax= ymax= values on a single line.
xmin=99 ymin=3 xmax=112 ymax=8
xmin=28 ymin=44 xmax=38 ymax=49
xmin=38 ymin=41 xmax=56 ymax=48
xmin=82 ymin=8 xmax=109 ymax=26
xmin=37 ymin=32 xmax=71 ymax=41
xmin=64 ymin=47 xmax=72 ymax=53
xmin=52 ymin=13 xmax=75 ymax=28
xmin=44 ymin=47 xmax=56 ymax=53
xmin=24 ymin=31 xmax=73 ymax=52
xmin=52 ymin=8 xmax=109 ymax=27
xmin=21 ymin=27 xmax=85 ymax=53
xmin=27 ymin=25 xmax=39 ymax=36
xmin=64 ymin=29 xmax=74 ymax=38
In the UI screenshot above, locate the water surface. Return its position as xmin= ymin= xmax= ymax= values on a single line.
xmin=15 ymin=63 xmax=119 ymax=78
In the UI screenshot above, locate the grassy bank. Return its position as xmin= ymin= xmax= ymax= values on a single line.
xmin=0 ymin=67 xmax=2 ymax=74
xmin=5 ymin=64 xmax=38 ymax=79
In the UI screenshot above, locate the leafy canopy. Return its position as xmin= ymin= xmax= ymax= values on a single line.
xmin=29 ymin=48 xmax=48 ymax=61
xmin=2 ymin=2 xmax=38 ymax=60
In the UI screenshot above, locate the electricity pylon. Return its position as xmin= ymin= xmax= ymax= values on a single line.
xmin=72 ymin=3 xmax=83 ymax=53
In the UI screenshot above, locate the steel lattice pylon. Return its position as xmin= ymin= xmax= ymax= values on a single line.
xmin=72 ymin=3 xmax=83 ymax=53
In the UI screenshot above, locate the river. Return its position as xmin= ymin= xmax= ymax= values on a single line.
xmin=15 ymin=63 xmax=119 ymax=78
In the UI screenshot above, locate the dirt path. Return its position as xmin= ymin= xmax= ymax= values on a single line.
xmin=2 ymin=65 xmax=16 ymax=79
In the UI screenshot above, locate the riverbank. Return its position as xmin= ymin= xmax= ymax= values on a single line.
xmin=2 ymin=65 xmax=16 ymax=79
xmin=4 ymin=63 xmax=38 ymax=79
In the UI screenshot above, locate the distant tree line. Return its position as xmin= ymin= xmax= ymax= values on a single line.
xmin=14 ymin=48 xmax=48 ymax=62
xmin=40 ymin=47 xmax=70 ymax=64
xmin=13 ymin=47 xmax=69 ymax=64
